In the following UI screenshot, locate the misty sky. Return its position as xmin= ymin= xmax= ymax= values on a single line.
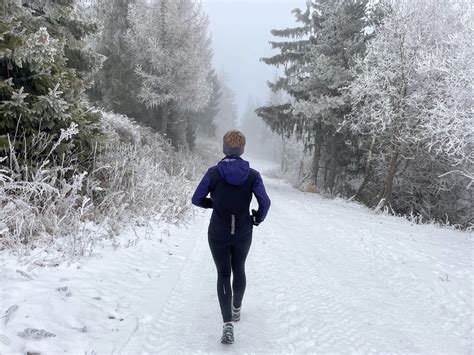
xmin=202 ymin=0 xmax=305 ymax=117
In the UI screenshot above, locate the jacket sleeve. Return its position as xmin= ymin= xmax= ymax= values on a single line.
xmin=191 ymin=168 xmax=213 ymax=209
xmin=252 ymin=171 xmax=271 ymax=223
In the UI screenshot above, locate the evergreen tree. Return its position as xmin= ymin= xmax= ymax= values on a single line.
xmin=126 ymin=0 xmax=213 ymax=140
xmin=0 ymin=0 xmax=102 ymax=162
xmin=88 ymin=0 xmax=146 ymax=121
xmin=265 ymin=87 xmax=292 ymax=171
xmin=258 ymin=0 xmax=370 ymax=191
xmin=195 ymin=69 xmax=221 ymax=138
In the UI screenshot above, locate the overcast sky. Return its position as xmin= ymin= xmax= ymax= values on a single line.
xmin=202 ymin=0 xmax=305 ymax=116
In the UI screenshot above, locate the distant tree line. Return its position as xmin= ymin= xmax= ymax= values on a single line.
xmin=257 ymin=0 xmax=472 ymax=227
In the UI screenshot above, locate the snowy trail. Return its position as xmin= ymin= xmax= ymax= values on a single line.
xmin=1 ymin=159 xmax=472 ymax=354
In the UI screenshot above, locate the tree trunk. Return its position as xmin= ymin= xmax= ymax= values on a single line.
xmin=298 ymin=159 xmax=304 ymax=181
xmin=312 ymin=140 xmax=321 ymax=187
xmin=281 ymin=133 xmax=287 ymax=173
xmin=352 ymin=137 xmax=376 ymax=201
xmin=327 ymin=133 xmax=337 ymax=193
xmin=160 ymin=103 xmax=168 ymax=134
xmin=377 ymin=149 xmax=400 ymax=210
xmin=323 ymin=158 xmax=329 ymax=188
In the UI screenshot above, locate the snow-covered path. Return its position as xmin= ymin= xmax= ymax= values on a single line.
xmin=1 ymin=159 xmax=472 ymax=354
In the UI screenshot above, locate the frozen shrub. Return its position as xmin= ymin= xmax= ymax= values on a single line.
xmin=90 ymin=112 xmax=200 ymax=226
xmin=0 ymin=124 xmax=92 ymax=260
xmin=0 ymin=112 xmax=202 ymax=262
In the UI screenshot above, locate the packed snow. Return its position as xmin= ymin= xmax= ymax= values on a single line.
xmin=0 ymin=159 xmax=472 ymax=354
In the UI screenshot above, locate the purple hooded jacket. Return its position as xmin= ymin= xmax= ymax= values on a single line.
xmin=192 ymin=156 xmax=271 ymax=238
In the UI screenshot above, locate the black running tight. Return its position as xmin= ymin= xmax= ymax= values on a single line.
xmin=208 ymin=235 xmax=252 ymax=323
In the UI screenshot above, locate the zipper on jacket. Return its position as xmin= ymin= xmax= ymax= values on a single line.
xmin=231 ymin=214 xmax=235 ymax=235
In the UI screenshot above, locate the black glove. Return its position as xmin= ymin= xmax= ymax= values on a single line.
xmin=251 ymin=209 xmax=260 ymax=226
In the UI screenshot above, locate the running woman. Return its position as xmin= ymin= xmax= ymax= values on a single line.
xmin=192 ymin=130 xmax=271 ymax=344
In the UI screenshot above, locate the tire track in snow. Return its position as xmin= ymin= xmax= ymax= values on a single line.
xmin=251 ymin=183 xmax=372 ymax=353
xmin=278 ymin=186 xmax=418 ymax=352
xmin=251 ymin=175 xmax=471 ymax=353
xmin=140 ymin=221 xmax=209 ymax=353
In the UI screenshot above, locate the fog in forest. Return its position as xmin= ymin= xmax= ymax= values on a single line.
xmin=1 ymin=1 xmax=472 ymax=350
xmin=203 ymin=0 xmax=303 ymax=158
xmin=203 ymin=0 xmax=304 ymax=116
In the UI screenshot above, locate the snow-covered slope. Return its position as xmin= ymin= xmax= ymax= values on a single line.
xmin=1 ymin=159 xmax=472 ymax=354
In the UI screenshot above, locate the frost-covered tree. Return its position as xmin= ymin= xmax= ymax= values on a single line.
xmin=292 ymin=0 xmax=368 ymax=192
xmin=259 ymin=0 xmax=370 ymax=191
xmin=0 ymin=0 xmax=102 ymax=161
xmin=126 ymin=0 xmax=213 ymax=138
xmin=347 ymin=0 xmax=473 ymax=210
xmin=195 ymin=69 xmax=221 ymax=138
xmin=258 ymin=3 xmax=322 ymax=185
xmin=87 ymin=0 xmax=146 ymax=120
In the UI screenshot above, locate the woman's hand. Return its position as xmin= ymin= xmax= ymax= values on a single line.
xmin=251 ymin=209 xmax=260 ymax=226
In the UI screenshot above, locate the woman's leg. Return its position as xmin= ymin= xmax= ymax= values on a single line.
xmin=231 ymin=236 xmax=252 ymax=308
xmin=208 ymin=237 xmax=233 ymax=323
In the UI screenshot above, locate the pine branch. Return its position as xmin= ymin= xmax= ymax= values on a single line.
xmin=271 ymin=26 xmax=309 ymax=39
xmin=261 ymin=52 xmax=305 ymax=66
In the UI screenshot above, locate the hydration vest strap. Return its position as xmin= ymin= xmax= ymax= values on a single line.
xmin=231 ymin=214 xmax=235 ymax=235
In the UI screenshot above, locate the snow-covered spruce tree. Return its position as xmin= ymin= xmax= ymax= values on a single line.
xmin=257 ymin=5 xmax=314 ymax=183
xmin=126 ymin=0 xmax=213 ymax=146
xmin=258 ymin=0 xmax=370 ymax=192
xmin=86 ymin=0 xmax=147 ymax=121
xmin=0 ymin=0 xmax=106 ymax=252
xmin=262 ymin=85 xmax=318 ymax=186
xmin=265 ymin=88 xmax=293 ymax=174
xmin=195 ymin=69 xmax=221 ymax=138
xmin=0 ymin=0 xmax=102 ymax=165
xmin=292 ymin=0 xmax=369 ymax=193
xmin=347 ymin=0 xmax=473 ymax=220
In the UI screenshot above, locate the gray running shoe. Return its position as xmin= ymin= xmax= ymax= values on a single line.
xmin=220 ymin=322 xmax=234 ymax=344
xmin=232 ymin=305 xmax=241 ymax=322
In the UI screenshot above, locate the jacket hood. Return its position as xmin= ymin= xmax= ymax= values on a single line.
xmin=217 ymin=156 xmax=250 ymax=186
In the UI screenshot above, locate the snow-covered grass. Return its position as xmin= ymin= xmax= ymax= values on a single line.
xmin=0 ymin=157 xmax=471 ymax=353
xmin=89 ymin=112 xmax=202 ymax=227
xmin=0 ymin=123 xmax=93 ymax=262
xmin=0 ymin=112 xmax=203 ymax=264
